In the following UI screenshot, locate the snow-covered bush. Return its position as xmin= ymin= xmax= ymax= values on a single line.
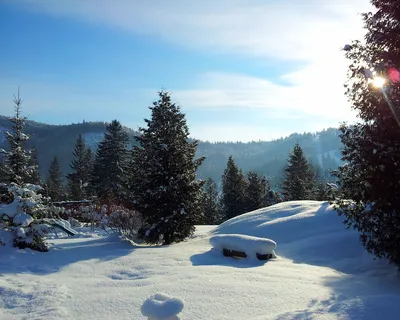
xmin=0 ymin=183 xmax=52 ymax=251
xmin=100 ymin=205 xmax=142 ymax=240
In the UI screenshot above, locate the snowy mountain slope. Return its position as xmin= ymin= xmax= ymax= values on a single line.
xmin=1 ymin=202 xmax=399 ymax=319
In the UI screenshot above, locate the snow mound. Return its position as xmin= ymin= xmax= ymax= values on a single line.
xmin=13 ymin=212 xmax=34 ymax=227
xmin=212 ymin=201 xmax=385 ymax=273
xmin=209 ymin=234 xmax=277 ymax=259
xmin=141 ymin=293 xmax=184 ymax=319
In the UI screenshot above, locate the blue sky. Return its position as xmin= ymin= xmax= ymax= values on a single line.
xmin=0 ymin=0 xmax=371 ymax=142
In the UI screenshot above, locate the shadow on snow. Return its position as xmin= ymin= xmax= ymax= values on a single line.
xmin=0 ymin=235 xmax=147 ymax=275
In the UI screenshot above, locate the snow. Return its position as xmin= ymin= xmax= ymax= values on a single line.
xmin=141 ymin=293 xmax=184 ymax=319
xmin=209 ymin=234 xmax=277 ymax=259
xmin=1 ymin=201 xmax=400 ymax=319
xmin=0 ymin=200 xmax=20 ymax=218
xmin=13 ymin=212 xmax=34 ymax=227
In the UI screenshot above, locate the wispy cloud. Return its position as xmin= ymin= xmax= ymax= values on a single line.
xmin=6 ymin=0 xmax=372 ymax=141
xmin=19 ymin=0 xmax=371 ymax=61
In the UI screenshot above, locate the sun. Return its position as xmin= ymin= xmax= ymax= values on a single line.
xmin=369 ymin=76 xmax=386 ymax=88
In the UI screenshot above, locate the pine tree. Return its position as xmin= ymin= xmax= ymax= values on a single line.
xmin=220 ymin=156 xmax=247 ymax=220
xmin=67 ymin=134 xmax=93 ymax=200
xmin=334 ymin=0 xmax=400 ymax=267
xmin=201 ymin=177 xmax=221 ymax=225
xmin=45 ymin=156 xmax=64 ymax=201
xmin=0 ymin=90 xmax=33 ymax=185
xmin=245 ymin=172 xmax=269 ymax=212
xmin=26 ymin=147 xmax=42 ymax=185
xmin=130 ymin=91 xmax=205 ymax=244
xmin=281 ymin=143 xmax=316 ymax=201
xmin=91 ymin=120 xmax=129 ymax=203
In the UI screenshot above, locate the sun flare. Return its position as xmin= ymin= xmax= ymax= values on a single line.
xmin=370 ymin=76 xmax=386 ymax=88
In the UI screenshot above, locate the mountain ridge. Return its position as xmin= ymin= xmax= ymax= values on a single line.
xmin=0 ymin=115 xmax=343 ymax=187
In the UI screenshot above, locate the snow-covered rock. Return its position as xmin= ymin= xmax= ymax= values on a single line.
xmin=209 ymin=234 xmax=277 ymax=259
xmin=141 ymin=293 xmax=184 ymax=320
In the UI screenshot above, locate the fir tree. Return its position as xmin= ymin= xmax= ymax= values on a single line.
xmin=130 ymin=91 xmax=205 ymax=244
xmin=335 ymin=0 xmax=400 ymax=267
xmin=45 ymin=156 xmax=64 ymax=201
xmin=281 ymin=143 xmax=316 ymax=201
xmin=0 ymin=90 xmax=33 ymax=185
xmin=26 ymin=147 xmax=42 ymax=185
xmin=67 ymin=134 xmax=93 ymax=200
xmin=245 ymin=172 xmax=269 ymax=212
xmin=91 ymin=120 xmax=129 ymax=203
xmin=220 ymin=156 xmax=247 ymax=220
xmin=200 ymin=177 xmax=221 ymax=225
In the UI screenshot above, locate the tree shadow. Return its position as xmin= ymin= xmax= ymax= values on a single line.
xmin=190 ymin=248 xmax=271 ymax=269
xmin=0 ymin=235 xmax=139 ymax=275
xmin=275 ymin=266 xmax=400 ymax=319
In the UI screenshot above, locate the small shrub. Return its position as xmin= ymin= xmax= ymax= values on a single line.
xmin=101 ymin=205 xmax=142 ymax=240
xmin=0 ymin=183 xmax=52 ymax=251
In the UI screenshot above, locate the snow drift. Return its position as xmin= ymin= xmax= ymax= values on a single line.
xmin=212 ymin=201 xmax=388 ymax=273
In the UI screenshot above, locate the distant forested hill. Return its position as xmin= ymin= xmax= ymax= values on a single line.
xmin=0 ymin=116 xmax=342 ymax=188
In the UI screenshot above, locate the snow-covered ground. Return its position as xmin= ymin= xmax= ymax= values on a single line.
xmin=1 ymin=201 xmax=400 ymax=319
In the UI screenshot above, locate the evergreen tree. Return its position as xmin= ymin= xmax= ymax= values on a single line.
xmin=200 ymin=177 xmax=221 ymax=225
xmin=130 ymin=91 xmax=205 ymax=244
xmin=45 ymin=156 xmax=64 ymax=201
xmin=281 ymin=143 xmax=316 ymax=201
xmin=26 ymin=147 xmax=42 ymax=185
xmin=91 ymin=120 xmax=129 ymax=203
xmin=335 ymin=0 xmax=400 ymax=267
xmin=0 ymin=90 xmax=33 ymax=185
xmin=67 ymin=134 xmax=93 ymax=200
xmin=220 ymin=156 xmax=247 ymax=220
xmin=245 ymin=172 xmax=269 ymax=212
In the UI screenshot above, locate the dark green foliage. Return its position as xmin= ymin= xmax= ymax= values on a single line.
xmin=1 ymin=91 xmax=33 ymax=185
xmin=281 ymin=143 xmax=316 ymax=201
xmin=26 ymin=147 xmax=42 ymax=185
xmin=245 ymin=172 xmax=270 ymax=212
xmin=200 ymin=177 xmax=221 ymax=225
xmin=0 ymin=114 xmax=342 ymax=189
xmin=220 ymin=156 xmax=247 ymax=220
xmin=14 ymin=234 xmax=48 ymax=252
xmin=91 ymin=120 xmax=129 ymax=203
xmin=130 ymin=91 xmax=204 ymax=244
xmin=335 ymin=0 xmax=400 ymax=267
xmin=66 ymin=134 xmax=93 ymax=200
xmin=45 ymin=156 xmax=64 ymax=201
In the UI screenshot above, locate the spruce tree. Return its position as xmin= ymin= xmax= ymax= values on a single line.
xmin=220 ymin=156 xmax=247 ymax=220
xmin=45 ymin=156 xmax=64 ymax=201
xmin=201 ymin=177 xmax=221 ymax=225
xmin=67 ymin=134 xmax=93 ymax=200
xmin=26 ymin=147 xmax=42 ymax=185
xmin=91 ymin=120 xmax=129 ymax=203
xmin=335 ymin=0 xmax=400 ymax=267
xmin=1 ymin=91 xmax=33 ymax=185
xmin=281 ymin=143 xmax=316 ymax=201
xmin=130 ymin=91 xmax=205 ymax=244
xmin=245 ymin=172 xmax=269 ymax=212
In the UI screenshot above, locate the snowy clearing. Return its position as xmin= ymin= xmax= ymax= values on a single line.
xmin=1 ymin=201 xmax=400 ymax=319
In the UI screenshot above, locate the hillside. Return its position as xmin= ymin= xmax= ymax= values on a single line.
xmin=0 ymin=116 xmax=342 ymax=187
xmin=1 ymin=201 xmax=398 ymax=319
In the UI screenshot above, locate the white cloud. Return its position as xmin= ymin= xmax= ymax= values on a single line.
xmin=8 ymin=0 xmax=372 ymax=141
xmin=19 ymin=0 xmax=371 ymax=61
xmin=173 ymin=64 xmax=356 ymax=120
